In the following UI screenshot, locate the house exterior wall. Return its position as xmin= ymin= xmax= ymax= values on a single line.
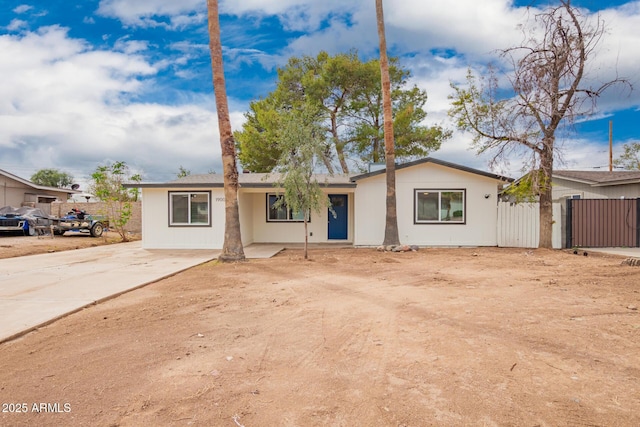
xmin=354 ymin=163 xmax=502 ymax=246
xmin=238 ymin=192 xmax=255 ymax=246
xmin=140 ymin=188 xmax=224 ymax=250
xmin=247 ymin=191 xmax=354 ymax=244
xmin=139 ymin=188 xmax=354 ymax=249
xmin=552 ymin=178 xmax=640 ymax=200
xmin=1 ymin=176 xmax=71 ymax=208
xmin=0 ymin=178 xmax=27 ymax=207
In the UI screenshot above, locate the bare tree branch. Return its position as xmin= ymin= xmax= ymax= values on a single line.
xmin=449 ymin=0 xmax=632 ymax=248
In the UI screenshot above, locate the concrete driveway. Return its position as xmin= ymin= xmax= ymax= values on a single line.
xmin=0 ymin=241 xmax=221 ymax=343
xmin=0 ymin=242 xmax=217 ymax=343
xmin=0 ymin=241 xmax=285 ymax=343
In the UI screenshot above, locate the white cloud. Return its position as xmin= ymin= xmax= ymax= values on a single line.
xmin=263 ymin=0 xmax=640 ymax=175
xmin=13 ymin=5 xmax=33 ymax=14
xmin=221 ymin=0 xmax=358 ymax=32
xmin=97 ymin=0 xmax=206 ymax=29
xmin=383 ymin=0 xmax=527 ymax=54
xmin=556 ymin=137 xmax=617 ymax=170
xmin=224 ymin=47 xmax=283 ymax=72
xmin=0 ymin=26 xmax=240 ymax=183
xmin=6 ymin=19 xmax=28 ymax=31
xmin=113 ymin=38 xmax=149 ymax=54
xmin=3 ymin=0 xmax=638 ymax=184
xmin=584 ymin=5 xmax=640 ymax=112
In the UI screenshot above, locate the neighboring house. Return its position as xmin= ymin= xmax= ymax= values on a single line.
xmin=501 ymin=170 xmax=640 ymax=249
xmin=552 ymin=170 xmax=640 ymax=200
xmin=0 ymin=169 xmax=77 ymax=214
xmin=129 ymin=157 xmax=512 ymax=250
xmin=551 ymin=170 xmax=640 ymax=248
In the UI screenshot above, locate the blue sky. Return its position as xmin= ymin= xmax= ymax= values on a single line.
xmin=0 ymin=0 xmax=638 ymax=188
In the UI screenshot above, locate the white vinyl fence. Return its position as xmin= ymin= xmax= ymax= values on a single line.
xmin=497 ymin=202 xmax=562 ymax=249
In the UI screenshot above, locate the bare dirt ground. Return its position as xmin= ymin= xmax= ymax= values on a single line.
xmin=0 ymin=232 xmax=139 ymax=259
xmin=0 ymin=243 xmax=639 ymax=426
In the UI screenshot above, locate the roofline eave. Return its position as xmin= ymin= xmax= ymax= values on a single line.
xmin=125 ymin=183 xmax=357 ymax=189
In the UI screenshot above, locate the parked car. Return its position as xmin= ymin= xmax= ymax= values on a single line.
xmin=0 ymin=206 xmax=52 ymax=236
xmin=0 ymin=206 xmax=106 ymax=237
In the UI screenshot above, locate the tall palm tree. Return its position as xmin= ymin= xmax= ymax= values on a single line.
xmin=375 ymin=0 xmax=400 ymax=246
xmin=207 ymin=0 xmax=245 ymax=261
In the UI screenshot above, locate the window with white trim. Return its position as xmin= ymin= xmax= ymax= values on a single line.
xmin=415 ymin=189 xmax=465 ymax=223
xmin=267 ymin=194 xmax=309 ymax=222
xmin=169 ymin=191 xmax=211 ymax=226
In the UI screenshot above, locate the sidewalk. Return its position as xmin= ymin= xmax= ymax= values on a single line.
xmin=0 ymin=242 xmax=283 ymax=343
xmin=583 ymin=247 xmax=640 ymax=258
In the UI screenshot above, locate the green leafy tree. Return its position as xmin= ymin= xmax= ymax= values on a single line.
xmin=614 ymin=142 xmax=640 ymax=170
xmin=177 ymin=166 xmax=191 ymax=178
xmin=235 ymin=96 xmax=287 ymax=173
xmin=449 ymin=0 xmax=629 ymax=248
xmin=271 ymin=107 xmax=333 ymax=260
xmin=346 ymin=57 xmax=451 ymax=167
xmin=503 ymin=170 xmax=549 ymax=203
xmin=89 ymin=161 xmax=141 ymax=242
xmin=236 ymin=51 xmax=449 ymax=173
xmin=30 ymin=169 xmax=74 ymax=188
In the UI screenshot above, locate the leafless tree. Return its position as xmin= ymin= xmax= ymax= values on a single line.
xmin=450 ymin=0 xmax=630 ymax=248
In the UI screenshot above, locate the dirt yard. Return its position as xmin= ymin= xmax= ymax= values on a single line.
xmin=0 ymin=244 xmax=639 ymax=426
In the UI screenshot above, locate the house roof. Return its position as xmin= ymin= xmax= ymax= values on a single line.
xmin=0 ymin=169 xmax=78 ymax=194
xmin=350 ymin=157 xmax=513 ymax=182
xmin=127 ymin=157 xmax=513 ymax=189
xmin=130 ymin=172 xmax=357 ymax=188
xmin=553 ymin=170 xmax=640 ymax=187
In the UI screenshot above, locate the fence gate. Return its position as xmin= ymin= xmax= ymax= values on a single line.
xmin=567 ymin=199 xmax=639 ymax=248
xmin=497 ymin=202 xmax=562 ymax=248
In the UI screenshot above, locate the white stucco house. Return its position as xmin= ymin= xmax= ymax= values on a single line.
xmin=129 ymin=157 xmax=512 ymax=249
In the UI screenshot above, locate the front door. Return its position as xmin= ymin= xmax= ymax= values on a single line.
xmin=328 ymin=194 xmax=348 ymax=240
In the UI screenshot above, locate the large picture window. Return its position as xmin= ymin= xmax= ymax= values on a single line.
xmin=169 ymin=192 xmax=210 ymax=226
xmin=267 ymin=194 xmax=309 ymax=222
xmin=415 ymin=189 xmax=465 ymax=223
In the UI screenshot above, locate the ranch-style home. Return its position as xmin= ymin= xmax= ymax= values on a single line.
xmin=131 ymin=157 xmax=513 ymax=250
xmin=550 ymin=170 xmax=640 ymax=248
xmin=1 ymin=169 xmax=77 ymax=214
xmin=552 ymin=170 xmax=640 ymax=200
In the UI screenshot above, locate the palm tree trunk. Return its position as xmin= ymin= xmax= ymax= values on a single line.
xmin=207 ymin=0 xmax=245 ymax=261
xmin=376 ymin=0 xmax=400 ymax=246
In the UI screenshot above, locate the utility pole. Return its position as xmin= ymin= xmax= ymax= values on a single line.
xmin=609 ymin=120 xmax=613 ymax=172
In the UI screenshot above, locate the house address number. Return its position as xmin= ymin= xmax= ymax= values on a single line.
xmin=215 ymin=197 xmax=225 ymax=202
